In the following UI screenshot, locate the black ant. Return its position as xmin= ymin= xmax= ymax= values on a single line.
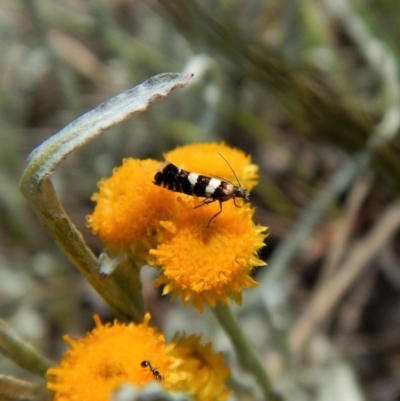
xmin=140 ymin=360 xmax=163 ymax=381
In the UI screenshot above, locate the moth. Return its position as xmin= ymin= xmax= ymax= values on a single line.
xmin=153 ymin=154 xmax=250 ymax=227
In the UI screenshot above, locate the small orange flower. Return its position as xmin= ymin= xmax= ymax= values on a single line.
xmin=170 ymin=335 xmax=232 ymax=401
xmin=47 ymin=314 xmax=172 ymax=401
xmin=86 ymin=159 xmax=178 ymax=255
xmin=151 ymin=197 xmax=267 ymax=312
xmin=47 ymin=314 xmax=230 ymax=401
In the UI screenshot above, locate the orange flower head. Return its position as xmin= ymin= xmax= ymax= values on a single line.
xmin=86 ymin=159 xmax=178 ymax=255
xmin=170 ymin=334 xmax=232 ymax=401
xmin=47 ymin=314 xmax=172 ymax=401
xmin=151 ymin=196 xmax=267 ymax=312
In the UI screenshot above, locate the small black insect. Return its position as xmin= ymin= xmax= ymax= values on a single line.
xmin=153 ymin=154 xmax=249 ymax=227
xmin=140 ymin=360 xmax=163 ymax=381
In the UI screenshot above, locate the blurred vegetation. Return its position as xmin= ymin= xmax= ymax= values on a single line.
xmin=1 ymin=0 xmax=400 ymax=400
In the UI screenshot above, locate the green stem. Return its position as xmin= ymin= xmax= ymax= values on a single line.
xmin=213 ymin=302 xmax=282 ymax=401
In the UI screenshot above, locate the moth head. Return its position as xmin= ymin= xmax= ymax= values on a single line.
xmin=235 ymin=187 xmax=250 ymax=201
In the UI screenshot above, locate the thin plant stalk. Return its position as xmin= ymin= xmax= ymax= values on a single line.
xmin=213 ymin=302 xmax=282 ymax=401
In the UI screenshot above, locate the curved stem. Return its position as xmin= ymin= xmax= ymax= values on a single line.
xmin=19 ymin=73 xmax=193 ymax=321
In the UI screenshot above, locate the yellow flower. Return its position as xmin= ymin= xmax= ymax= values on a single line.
xmin=170 ymin=335 xmax=232 ymax=401
xmin=150 ymin=142 xmax=267 ymax=311
xmin=47 ymin=314 xmax=230 ymax=401
xmin=47 ymin=313 xmax=171 ymax=400
xmin=151 ymin=197 xmax=267 ymax=312
xmin=86 ymin=143 xmax=268 ymax=311
xmin=86 ymin=159 xmax=178 ymax=255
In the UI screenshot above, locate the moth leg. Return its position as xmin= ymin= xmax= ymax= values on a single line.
xmin=194 ymin=198 xmax=216 ymax=209
xmin=233 ymin=197 xmax=241 ymax=208
xmin=207 ymin=201 xmax=223 ymax=228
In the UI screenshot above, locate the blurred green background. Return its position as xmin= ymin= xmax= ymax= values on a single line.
xmin=1 ymin=1 xmax=400 ymax=400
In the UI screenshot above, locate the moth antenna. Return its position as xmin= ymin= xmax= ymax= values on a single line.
xmin=217 ymin=152 xmax=243 ymax=188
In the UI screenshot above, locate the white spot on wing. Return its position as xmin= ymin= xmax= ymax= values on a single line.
xmin=188 ymin=173 xmax=199 ymax=186
xmin=205 ymin=178 xmax=221 ymax=196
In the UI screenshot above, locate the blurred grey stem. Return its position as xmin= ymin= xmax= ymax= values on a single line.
xmin=246 ymin=151 xmax=372 ymax=372
xmin=213 ymin=302 xmax=282 ymax=401
xmin=264 ymin=150 xmax=371 ymax=285
xmin=19 ymin=73 xmax=193 ymax=322
xmin=254 ymin=0 xmax=400 ymax=363
xmin=0 ymin=319 xmax=52 ymax=376
xmin=0 ymin=374 xmax=51 ymax=401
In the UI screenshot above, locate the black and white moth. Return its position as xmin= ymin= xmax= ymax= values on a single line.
xmin=153 ymin=155 xmax=250 ymax=227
